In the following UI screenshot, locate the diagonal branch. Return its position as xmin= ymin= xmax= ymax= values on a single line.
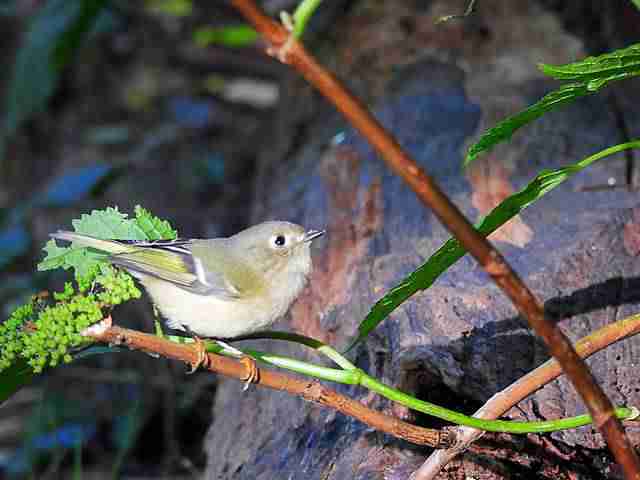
xmin=226 ymin=1 xmax=640 ymax=475
xmin=82 ymin=318 xmax=451 ymax=449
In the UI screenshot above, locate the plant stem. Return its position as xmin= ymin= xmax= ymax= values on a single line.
xmin=191 ymin=331 xmax=640 ymax=434
xmin=292 ymin=0 xmax=323 ymax=38
xmin=360 ymin=372 xmax=637 ymax=433
xmin=234 ymin=330 xmax=357 ymax=369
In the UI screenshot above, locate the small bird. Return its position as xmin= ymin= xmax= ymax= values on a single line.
xmin=52 ymin=221 xmax=324 ymax=378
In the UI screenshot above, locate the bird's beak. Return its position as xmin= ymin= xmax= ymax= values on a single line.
xmin=303 ymin=229 xmax=325 ymax=242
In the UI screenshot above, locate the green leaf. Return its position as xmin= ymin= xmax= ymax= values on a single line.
xmin=291 ymin=0 xmax=324 ymax=38
xmin=465 ymin=43 xmax=640 ymax=166
xmin=539 ymin=43 xmax=640 ymax=84
xmin=38 ymin=239 xmax=80 ymax=271
xmin=632 ymin=0 xmax=640 ymax=11
xmin=39 ymin=243 xmax=102 ymax=279
xmin=193 ymin=25 xmax=258 ymax=48
xmin=348 ymin=140 xmax=640 ymax=351
xmin=71 ymin=207 xmax=146 ymax=239
xmin=2 ymin=0 xmax=107 ymax=149
xmin=134 ymin=205 xmax=177 ymax=240
xmin=38 ymin=207 xmax=176 ymax=279
xmin=0 ymin=359 xmax=34 ymax=405
xmin=465 ymin=82 xmax=590 ymax=166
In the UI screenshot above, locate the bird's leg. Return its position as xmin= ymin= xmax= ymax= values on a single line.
xmin=181 ymin=325 xmax=210 ymax=374
xmin=153 ymin=305 xmax=165 ymax=339
xmin=189 ymin=336 xmax=210 ymax=374
xmin=215 ymin=340 xmax=259 ymax=390
xmin=180 ymin=328 xmax=259 ymax=387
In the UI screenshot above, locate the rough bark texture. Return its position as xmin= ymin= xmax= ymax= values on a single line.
xmin=204 ymin=1 xmax=640 ymax=478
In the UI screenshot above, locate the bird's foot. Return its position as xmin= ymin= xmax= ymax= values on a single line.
xmin=213 ymin=340 xmax=258 ymax=390
xmin=239 ymin=356 xmax=259 ymax=391
xmin=187 ymin=335 xmax=210 ymax=374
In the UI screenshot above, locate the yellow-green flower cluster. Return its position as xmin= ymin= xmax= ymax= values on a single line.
xmin=21 ymin=294 xmax=103 ymax=372
xmin=96 ymin=268 xmax=141 ymax=305
xmin=0 ymin=269 xmax=141 ymax=373
xmin=0 ymin=303 xmax=35 ymax=370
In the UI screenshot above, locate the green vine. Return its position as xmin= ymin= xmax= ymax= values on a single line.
xmin=202 ymin=331 xmax=640 ymax=434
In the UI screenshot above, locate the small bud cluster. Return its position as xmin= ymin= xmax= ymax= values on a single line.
xmin=95 ymin=268 xmax=141 ymax=305
xmin=0 ymin=303 xmax=35 ymax=370
xmin=0 ymin=267 xmax=141 ymax=373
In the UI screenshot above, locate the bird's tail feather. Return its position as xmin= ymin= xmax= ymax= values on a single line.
xmin=50 ymin=231 xmax=132 ymax=255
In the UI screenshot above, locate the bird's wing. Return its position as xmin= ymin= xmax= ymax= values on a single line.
xmin=110 ymin=239 xmax=242 ymax=298
xmin=190 ymin=239 xmax=266 ymax=297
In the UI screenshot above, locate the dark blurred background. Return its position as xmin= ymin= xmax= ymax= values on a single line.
xmin=0 ymin=0 xmax=638 ymax=478
xmin=0 ymin=1 xmax=314 ymax=477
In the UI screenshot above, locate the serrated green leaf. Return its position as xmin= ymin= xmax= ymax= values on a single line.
xmin=71 ymin=207 xmax=147 ymax=240
xmin=134 ymin=205 xmax=177 ymax=240
xmin=38 ymin=240 xmax=105 ymax=278
xmin=465 ymin=83 xmax=590 ymax=166
xmin=539 ymin=43 xmax=640 ymax=83
xmin=67 ymin=248 xmax=103 ymax=279
xmin=38 ymin=207 xmax=176 ymax=279
xmin=466 ymin=43 xmax=640 ymax=167
xmin=38 ymin=239 xmax=74 ymax=271
xmin=348 ymin=140 xmax=640 ymax=351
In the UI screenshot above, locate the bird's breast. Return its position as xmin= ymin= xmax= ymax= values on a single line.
xmin=140 ymin=276 xmax=278 ymax=338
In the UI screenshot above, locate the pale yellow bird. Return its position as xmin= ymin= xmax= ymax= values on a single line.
xmin=52 ymin=221 xmax=324 ymax=379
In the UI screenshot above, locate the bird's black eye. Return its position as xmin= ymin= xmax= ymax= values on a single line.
xmin=274 ymin=235 xmax=286 ymax=247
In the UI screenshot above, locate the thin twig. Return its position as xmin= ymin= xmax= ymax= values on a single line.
xmin=82 ymin=318 xmax=451 ymax=449
xmin=226 ymin=1 xmax=640 ymax=475
xmin=412 ymin=312 xmax=640 ymax=480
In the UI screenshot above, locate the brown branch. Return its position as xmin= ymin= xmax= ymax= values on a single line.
xmin=412 ymin=312 xmax=640 ymax=480
xmin=82 ymin=318 xmax=452 ymax=449
xmin=227 ymin=1 xmax=640 ymax=475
